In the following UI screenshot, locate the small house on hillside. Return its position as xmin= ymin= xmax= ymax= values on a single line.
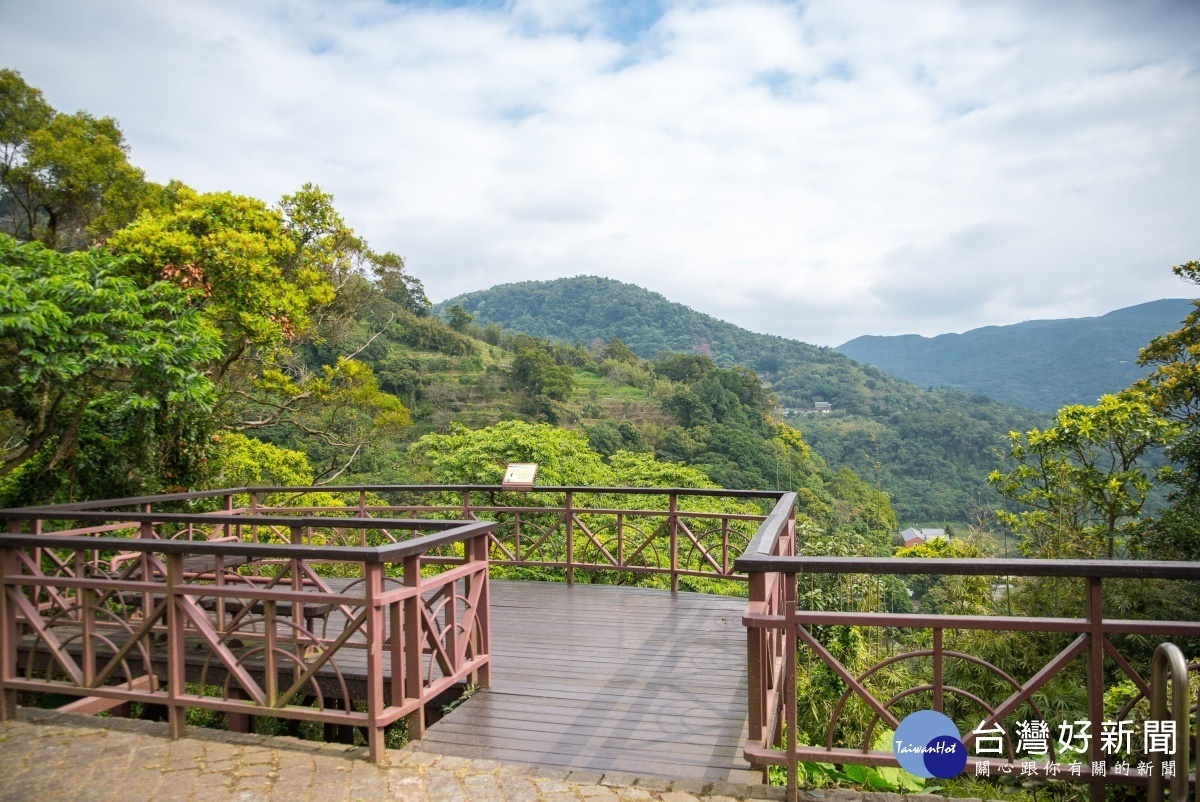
xmin=900 ymin=527 xmax=947 ymax=548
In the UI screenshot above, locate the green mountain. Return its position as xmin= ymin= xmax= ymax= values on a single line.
xmin=439 ymin=276 xmax=1045 ymax=522
xmin=836 ymin=299 xmax=1196 ymax=412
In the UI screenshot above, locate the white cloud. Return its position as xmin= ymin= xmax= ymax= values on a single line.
xmin=0 ymin=0 xmax=1197 ymax=345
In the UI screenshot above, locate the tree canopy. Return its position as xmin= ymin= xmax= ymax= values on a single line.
xmin=0 ymin=234 xmax=219 ymax=482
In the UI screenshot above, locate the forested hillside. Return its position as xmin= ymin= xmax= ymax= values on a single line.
xmin=837 ymin=298 xmax=1195 ymax=412
xmin=439 ymin=276 xmax=1045 ymax=521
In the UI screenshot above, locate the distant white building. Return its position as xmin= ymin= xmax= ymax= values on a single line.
xmin=901 ymin=527 xmax=948 ymax=548
xmin=813 ymin=401 xmax=832 ymax=413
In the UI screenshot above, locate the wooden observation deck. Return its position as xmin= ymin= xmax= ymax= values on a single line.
xmin=419 ymin=580 xmax=757 ymax=782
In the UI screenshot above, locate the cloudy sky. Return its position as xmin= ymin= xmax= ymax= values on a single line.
xmin=2 ymin=1 xmax=1198 ymax=345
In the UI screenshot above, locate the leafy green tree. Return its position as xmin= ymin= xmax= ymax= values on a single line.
xmin=445 ymin=304 xmax=474 ymax=333
xmin=109 ymin=187 xmax=333 ymax=361
xmin=413 ymin=420 xmax=613 ymax=486
xmin=110 ymin=185 xmax=413 ymax=481
xmin=894 ymin=536 xmax=992 ymax=615
xmin=988 ymin=392 xmax=1178 ymax=558
xmin=602 ymin=337 xmax=638 ymax=363
xmin=0 ymin=69 xmax=154 ymax=249
xmin=0 ymin=234 xmax=219 ymax=479
xmin=510 ymin=341 xmax=575 ymax=402
xmin=1135 ymin=259 xmax=1200 ymax=558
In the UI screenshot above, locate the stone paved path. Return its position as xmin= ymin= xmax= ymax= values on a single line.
xmin=0 ymin=709 xmax=951 ymax=802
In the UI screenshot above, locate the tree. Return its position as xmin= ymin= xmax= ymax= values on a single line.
xmin=510 ymin=341 xmax=575 ymax=402
xmin=445 ymin=304 xmax=474 ymax=333
xmin=894 ymin=536 xmax=992 ymax=615
xmin=109 ymin=188 xmax=333 ymax=364
xmin=413 ymin=420 xmax=614 ymax=486
xmin=0 ymin=234 xmax=219 ymax=480
xmin=988 ymin=392 xmax=1177 ymax=559
xmin=109 ymin=186 xmax=413 ymax=482
xmin=0 ymin=69 xmax=153 ymax=249
xmin=1133 ymin=258 xmax=1200 ymax=558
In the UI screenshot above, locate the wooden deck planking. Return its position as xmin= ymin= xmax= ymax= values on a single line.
xmin=419 ymin=580 xmax=758 ymax=782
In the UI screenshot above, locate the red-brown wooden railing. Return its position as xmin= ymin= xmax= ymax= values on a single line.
xmin=735 ymin=549 xmax=1200 ymax=802
xmin=0 ymin=485 xmax=787 ymax=761
xmin=0 ymin=501 xmax=495 ymax=762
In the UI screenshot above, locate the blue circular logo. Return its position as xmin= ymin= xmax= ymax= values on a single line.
xmin=892 ymin=711 xmax=967 ymax=779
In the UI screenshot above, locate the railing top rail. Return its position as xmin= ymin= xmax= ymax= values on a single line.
xmin=0 ymin=519 xmax=496 ymax=563
xmin=742 ymin=492 xmax=797 ymax=557
xmin=2 ymin=484 xmax=789 ymax=514
xmin=733 ymin=554 xmax=1200 ymax=580
xmin=0 ymin=510 xmax=479 ymax=529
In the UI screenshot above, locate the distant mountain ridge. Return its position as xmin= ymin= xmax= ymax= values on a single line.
xmin=836 ymin=299 xmax=1195 ymax=412
xmin=439 ymin=276 xmax=1045 ymax=522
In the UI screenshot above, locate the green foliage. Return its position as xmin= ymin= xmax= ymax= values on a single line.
xmin=444 ymin=303 xmax=473 ymax=332
xmin=894 ymin=535 xmax=992 ymax=615
xmin=510 ymin=337 xmax=576 ymax=403
xmin=109 ymin=187 xmax=333 ymax=353
xmin=0 ymin=68 xmax=155 ymax=249
xmin=437 ymin=275 xmax=1045 ymax=521
xmin=1135 ymin=261 xmax=1200 ymax=560
xmin=206 ymin=432 xmax=313 ymax=488
xmin=413 ymin=420 xmax=612 ymax=486
xmin=390 ymin=309 xmax=477 ymax=355
xmin=0 ymin=235 xmax=219 ymax=483
xmin=989 ymin=392 xmax=1178 ymax=559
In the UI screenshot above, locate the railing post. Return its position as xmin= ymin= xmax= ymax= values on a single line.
xmin=222 ymin=493 xmax=234 ymax=542
xmin=291 ymin=526 xmax=303 ymax=657
xmin=250 ymin=492 xmax=259 ymax=549
xmin=166 ymin=552 xmax=186 ymax=740
xmin=746 ymin=570 xmax=767 ymax=747
xmin=784 ymin=570 xmax=798 ymax=802
xmin=1086 ymin=576 xmax=1105 ymax=802
xmin=565 ymin=491 xmax=574 ymax=585
xmin=0 ymin=531 xmax=18 ymax=721
xmin=669 ymin=493 xmax=679 ymax=592
xmin=365 ymin=560 xmax=386 ymax=763
xmin=403 ymin=554 xmax=424 ymax=738
xmin=933 ymin=628 xmax=943 ymax=713
xmin=472 ymin=533 xmax=492 ymax=689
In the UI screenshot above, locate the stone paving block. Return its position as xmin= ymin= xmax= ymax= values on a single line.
xmin=496 ymin=763 xmax=535 ymax=779
xmin=706 ymin=781 xmax=750 ymax=798
xmin=616 ymin=789 xmax=655 ymax=801
xmin=601 ymin=772 xmax=639 ymax=788
xmin=669 ymin=779 xmax=709 ymax=795
xmin=268 ymin=780 xmax=312 ymax=801
xmin=402 ymin=750 xmax=440 ymax=767
xmin=632 ymin=776 xmax=670 ymax=791
xmin=437 ymin=755 xmax=475 ymax=772
xmin=533 ymin=778 xmax=572 ymax=793
xmin=660 ymin=792 xmax=700 ymax=802
xmin=543 ymin=793 xmax=581 ymax=802
xmin=706 ymin=797 xmax=740 ymax=802
xmin=578 ymin=785 xmax=618 ymax=798
xmin=462 ymin=773 xmax=504 ymax=802
xmin=425 ymin=768 xmax=467 ymax=802
xmin=192 ymin=790 xmax=238 ymax=802
xmin=567 ymin=771 xmax=604 ymax=785
xmin=241 ymin=761 xmax=277 ymax=778
xmin=744 ymin=785 xmax=785 ymax=801
xmin=530 ymin=767 xmax=572 ymax=781
xmin=498 ymin=777 xmax=542 ymax=802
